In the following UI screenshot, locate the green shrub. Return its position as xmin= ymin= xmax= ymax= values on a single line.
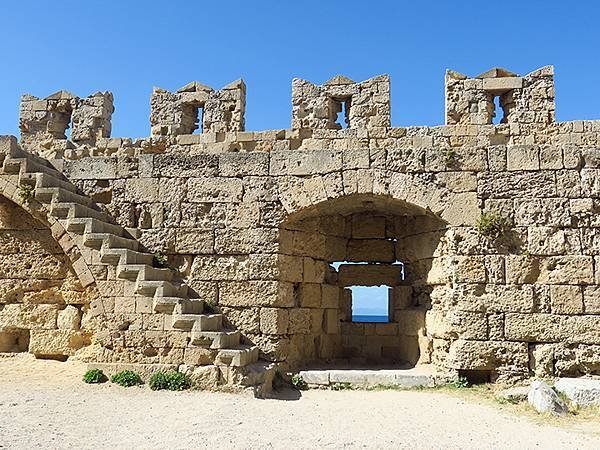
xmin=453 ymin=376 xmax=470 ymax=389
xmin=291 ymin=374 xmax=308 ymax=390
xmin=83 ymin=368 xmax=106 ymax=384
xmin=111 ymin=370 xmax=143 ymax=387
xmin=476 ymin=211 xmax=512 ymax=241
xmin=203 ymin=299 xmax=215 ymax=313
xmin=148 ymin=371 xmax=191 ymax=391
xmin=18 ymin=184 xmax=35 ymax=203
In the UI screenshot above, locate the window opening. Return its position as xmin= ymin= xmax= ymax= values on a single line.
xmin=192 ymin=106 xmax=204 ymax=134
xmin=350 ymin=285 xmax=390 ymax=323
xmin=492 ymin=95 xmax=504 ymax=124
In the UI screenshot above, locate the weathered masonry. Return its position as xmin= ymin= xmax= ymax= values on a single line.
xmin=2 ymin=66 xmax=600 ymax=392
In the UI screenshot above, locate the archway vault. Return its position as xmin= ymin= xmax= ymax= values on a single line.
xmin=277 ymin=192 xmax=450 ymax=369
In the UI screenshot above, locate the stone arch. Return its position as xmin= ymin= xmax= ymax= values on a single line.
xmin=276 ymin=191 xmax=451 ymax=370
xmin=0 ymin=187 xmax=98 ymax=359
xmin=0 ymin=177 xmax=98 ymax=290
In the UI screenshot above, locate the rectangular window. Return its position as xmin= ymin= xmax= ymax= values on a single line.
xmin=350 ymin=285 xmax=390 ymax=323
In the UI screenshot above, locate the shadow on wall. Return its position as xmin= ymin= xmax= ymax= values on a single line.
xmin=277 ymin=193 xmax=448 ymax=369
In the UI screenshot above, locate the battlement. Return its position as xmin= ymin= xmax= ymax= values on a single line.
xmin=17 ymin=66 xmax=563 ymax=155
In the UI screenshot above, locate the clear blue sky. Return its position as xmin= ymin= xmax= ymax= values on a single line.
xmin=1 ymin=1 xmax=599 ymax=138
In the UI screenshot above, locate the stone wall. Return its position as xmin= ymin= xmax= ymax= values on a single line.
xmin=3 ymin=66 xmax=600 ymax=383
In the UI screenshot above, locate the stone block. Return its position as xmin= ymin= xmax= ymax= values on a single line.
xmin=187 ymin=177 xmax=243 ymax=202
xmin=175 ymin=228 xmax=214 ymax=254
xmin=298 ymin=283 xmax=321 ymax=308
xmin=550 ymin=285 xmax=583 ymax=314
xmin=346 ymin=239 xmax=395 ymax=262
xmin=288 ymin=308 xmax=312 ymax=334
xmin=29 ymin=329 xmax=89 ymax=357
xmin=219 ymin=281 xmax=294 ymax=307
xmin=57 ymin=306 xmax=81 ymax=330
xmin=125 ymin=178 xmax=159 ymax=203
xmin=338 ymin=264 xmax=404 ymax=286
xmin=506 ymin=145 xmax=539 ymax=171
xmin=259 ymin=308 xmax=289 ymax=335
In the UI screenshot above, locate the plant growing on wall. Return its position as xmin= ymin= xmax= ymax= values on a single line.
xmin=152 ymin=252 xmax=169 ymax=268
xmin=443 ymin=148 xmax=457 ymax=168
xmin=476 ymin=211 xmax=512 ymax=241
xmin=18 ymin=183 xmax=35 ymax=204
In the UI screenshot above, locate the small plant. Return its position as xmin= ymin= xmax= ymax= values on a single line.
xmin=83 ymin=368 xmax=106 ymax=384
xmin=203 ymin=299 xmax=216 ymax=313
xmin=152 ymin=252 xmax=169 ymax=268
xmin=476 ymin=211 xmax=512 ymax=241
xmin=111 ymin=370 xmax=143 ymax=387
xmin=291 ymin=374 xmax=308 ymax=390
xmin=443 ymin=148 xmax=457 ymax=167
xmin=18 ymin=183 xmax=35 ymax=203
xmin=331 ymin=382 xmax=353 ymax=391
xmin=148 ymin=371 xmax=191 ymax=391
xmin=453 ymin=376 xmax=470 ymax=389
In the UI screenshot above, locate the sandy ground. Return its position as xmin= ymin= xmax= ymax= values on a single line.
xmin=0 ymin=355 xmax=599 ymax=449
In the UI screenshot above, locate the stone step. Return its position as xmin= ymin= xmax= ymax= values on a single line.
xmin=191 ymin=330 xmax=240 ymax=349
xmin=51 ymin=202 xmax=111 ymax=222
xmin=35 ymin=186 xmax=94 ymax=206
xmin=215 ymin=346 xmax=259 ymax=367
xmin=21 ymin=172 xmax=77 ymax=194
xmin=172 ymin=313 xmax=222 ymax=331
xmin=153 ymin=296 xmax=188 ymax=313
xmin=3 ymin=157 xmax=61 ymax=177
xmin=66 ymin=217 xmax=124 ymax=236
xmin=83 ymin=232 xmax=139 ymax=251
xmin=117 ymin=264 xmax=173 ymax=282
xmin=100 ymin=248 xmax=154 ymax=266
xmin=172 ymin=299 xmax=204 ymax=315
xmin=136 ymin=280 xmax=187 ymax=297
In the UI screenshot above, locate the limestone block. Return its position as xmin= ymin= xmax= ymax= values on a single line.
xmin=0 ymin=304 xmax=58 ymax=329
xmin=426 ymin=310 xmax=488 ymax=340
xmin=446 ymin=339 xmax=528 ymax=373
xmin=298 ymin=283 xmax=321 ymax=308
xmin=219 ymin=281 xmax=294 ymax=307
xmin=477 ymin=171 xmax=556 ymax=199
xmin=214 ymin=228 xmax=278 ymax=254
xmin=190 ymin=255 xmax=250 ymax=281
xmin=183 ymin=347 xmax=216 ymax=365
xmin=351 ymin=216 xmax=386 ymax=238
xmin=528 ymin=381 xmax=568 ymax=416
xmin=554 ymin=378 xmax=600 ymax=408
xmin=324 ymin=308 xmax=339 ymax=334
xmin=321 ymin=284 xmax=339 ymax=308
xmin=288 ymin=308 xmax=312 ymax=334
xmin=122 ymin=178 xmax=158 ymax=203
xmin=451 ymin=256 xmax=487 ymax=284
xmin=338 ymin=264 xmax=404 ymax=286
xmin=187 ymin=177 xmax=243 ymax=202
xmin=219 ymin=152 xmax=269 ymax=176
xmin=538 ymin=256 xmax=594 ymax=285
xmin=153 ymin=154 xmax=219 ymax=178
xmin=550 ymin=285 xmax=583 ymax=314
xmin=220 ymin=307 xmax=260 ymax=334
xmin=175 ymin=228 xmax=214 ymax=254
xmin=505 ymin=313 xmax=600 ymax=344
xmin=63 ymin=158 xmax=117 ymax=180
xmin=57 ymin=306 xmax=81 ymax=330
xmin=259 ymin=308 xmax=289 ymax=335
xmin=435 ymin=172 xmax=477 ymax=193
xmin=527 ymin=227 xmax=580 ymax=256
xmin=303 ymin=258 xmax=328 ymax=283
xmin=514 ymin=199 xmax=571 ymax=227
xmin=180 ymin=365 xmax=220 ymax=390
xmin=270 ymin=150 xmax=342 ymax=176
xmin=29 ymin=329 xmax=89 ymax=356
xmin=505 ymin=256 xmax=540 ymax=284
xmin=506 ymin=145 xmax=540 ymax=171
xmin=583 ymin=286 xmax=600 ymax=313
xmin=530 ymin=344 xmax=555 ymax=377
xmin=346 ymin=239 xmax=395 ymax=262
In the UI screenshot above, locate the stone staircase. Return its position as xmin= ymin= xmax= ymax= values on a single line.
xmin=0 ymin=144 xmax=270 ymax=390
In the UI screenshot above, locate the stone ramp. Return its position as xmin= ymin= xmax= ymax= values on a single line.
xmin=298 ymin=366 xmax=456 ymax=389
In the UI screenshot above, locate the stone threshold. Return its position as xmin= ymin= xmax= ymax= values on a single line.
xmin=298 ymin=365 xmax=456 ymax=389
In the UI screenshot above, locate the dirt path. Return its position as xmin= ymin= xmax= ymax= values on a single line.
xmin=0 ymin=355 xmax=599 ymax=449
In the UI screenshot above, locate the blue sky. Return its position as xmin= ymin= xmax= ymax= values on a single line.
xmin=1 ymin=1 xmax=599 ymax=138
